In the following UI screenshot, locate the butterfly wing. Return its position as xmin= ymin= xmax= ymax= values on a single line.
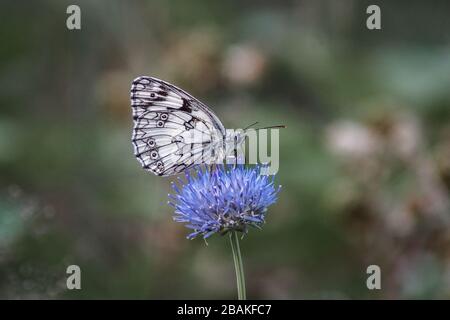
xmin=130 ymin=76 xmax=226 ymax=176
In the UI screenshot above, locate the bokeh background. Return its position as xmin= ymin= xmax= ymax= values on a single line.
xmin=1 ymin=0 xmax=450 ymax=299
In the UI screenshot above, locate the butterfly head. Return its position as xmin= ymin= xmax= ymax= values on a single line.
xmin=225 ymin=129 xmax=246 ymax=146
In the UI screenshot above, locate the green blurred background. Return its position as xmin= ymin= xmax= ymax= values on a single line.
xmin=1 ymin=0 xmax=450 ymax=299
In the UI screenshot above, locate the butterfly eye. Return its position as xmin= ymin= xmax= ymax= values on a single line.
xmin=148 ymin=139 xmax=155 ymax=147
xmin=160 ymin=113 xmax=168 ymax=121
xmin=150 ymin=93 xmax=156 ymax=98
xmin=156 ymin=121 xmax=165 ymax=128
xmin=150 ymin=151 xmax=158 ymax=159
xmin=157 ymin=161 xmax=163 ymax=168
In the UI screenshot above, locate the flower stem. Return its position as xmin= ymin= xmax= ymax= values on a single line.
xmin=229 ymin=231 xmax=246 ymax=300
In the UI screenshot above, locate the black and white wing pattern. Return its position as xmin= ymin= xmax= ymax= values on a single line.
xmin=130 ymin=76 xmax=226 ymax=176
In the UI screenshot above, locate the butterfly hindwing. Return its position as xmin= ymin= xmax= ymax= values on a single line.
xmin=131 ymin=76 xmax=225 ymax=176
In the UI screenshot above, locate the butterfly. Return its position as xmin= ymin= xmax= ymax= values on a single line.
xmin=130 ymin=76 xmax=246 ymax=176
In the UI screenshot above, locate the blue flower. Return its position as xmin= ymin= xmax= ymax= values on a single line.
xmin=168 ymin=165 xmax=281 ymax=239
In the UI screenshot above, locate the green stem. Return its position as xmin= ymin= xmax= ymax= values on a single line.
xmin=229 ymin=231 xmax=246 ymax=300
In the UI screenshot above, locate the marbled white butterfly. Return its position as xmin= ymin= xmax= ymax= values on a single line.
xmin=130 ymin=76 xmax=245 ymax=176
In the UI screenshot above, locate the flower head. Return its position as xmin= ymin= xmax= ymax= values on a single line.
xmin=168 ymin=165 xmax=281 ymax=239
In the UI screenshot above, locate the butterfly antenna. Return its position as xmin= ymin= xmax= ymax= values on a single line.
xmin=243 ymin=121 xmax=259 ymax=131
xmin=255 ymin=125 xmax=286 ymax=130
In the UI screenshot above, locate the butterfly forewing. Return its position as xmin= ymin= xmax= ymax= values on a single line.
xmin=130 ymin=76 xmax=225 ymax=176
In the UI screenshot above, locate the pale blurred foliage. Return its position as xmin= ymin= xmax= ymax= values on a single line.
xmin=222 ymin=45 xmax=267 ymax=86
xmin=325 ymin=109 xmax=450 ymax=297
